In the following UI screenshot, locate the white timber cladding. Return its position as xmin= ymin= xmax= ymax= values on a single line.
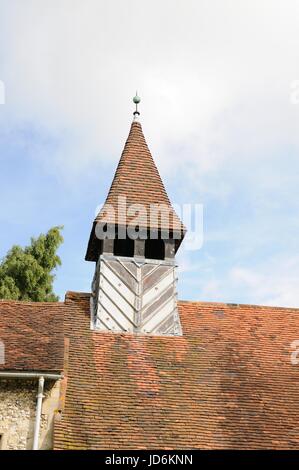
xmin=91 ymin=254 xmax=182 ymax=336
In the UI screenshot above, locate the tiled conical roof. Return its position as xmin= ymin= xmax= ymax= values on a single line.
xmin=95 ymin=121 xmax=183 ymax=231
xmin=86 ymin=120 xmax=185 ymax=261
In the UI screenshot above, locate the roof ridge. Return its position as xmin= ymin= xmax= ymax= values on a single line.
xmin=0 ymin=299 xmax=65 ymax=306
xmin=65 ymin=291 xmax=91 ymax=302
xmin=63 ymin=292 xmax=299 ymax=312
xmin=178 ymin=299 xmax=299 ymax=311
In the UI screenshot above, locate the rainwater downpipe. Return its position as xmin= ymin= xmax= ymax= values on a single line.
xmin=0 ymin=372 xmax=61 ymax=450
xmin=32 ymin=376 xmax=44 ymax=450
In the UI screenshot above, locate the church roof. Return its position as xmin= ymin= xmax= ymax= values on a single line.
xmin=1 ymin=292 xmax=299 ymax=448
xmin=0 ymin=299 xmax=64 ymax=372
xmin=86 ymin=121 xmax=185 ymax=260
xmin=53 ymin=292 xmax=299 ymax=449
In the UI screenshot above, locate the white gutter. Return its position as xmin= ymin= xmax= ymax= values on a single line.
xmin=0 ymin=371 xmax=61 ymax=380
xmin=0 ymin=371 xmax=62 ymax=450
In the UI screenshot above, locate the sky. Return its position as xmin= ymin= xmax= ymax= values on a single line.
xmin=0 ymin=0 xmax=299 ymax=306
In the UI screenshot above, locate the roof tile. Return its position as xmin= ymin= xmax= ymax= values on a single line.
xmin=95 ymin=121 xmax=183 ymax=232
xmin=0 ymin=299 xmax=64 ymax=372
xmin=53 ymin=292 xmax=299 ymax=449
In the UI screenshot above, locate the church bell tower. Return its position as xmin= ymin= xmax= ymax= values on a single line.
xmin=86 ymin=96 xmax=186 ymax=336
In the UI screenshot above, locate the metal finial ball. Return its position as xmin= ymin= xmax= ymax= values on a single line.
xmin=133 ymin=95 xmax=141 ymax=104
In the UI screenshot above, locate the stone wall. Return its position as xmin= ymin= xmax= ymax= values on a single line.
xmin=0 ymin=378 xmax=60 ymax=450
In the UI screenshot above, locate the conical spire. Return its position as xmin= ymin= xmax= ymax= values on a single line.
xmin=86 ymin=111 xmax=185 ymax=261
xmin=96 ymin=121 xmax=183 ymax=227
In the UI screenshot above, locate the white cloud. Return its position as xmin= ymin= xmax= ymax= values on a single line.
xmin=0 ymin=0 xmax=299 ymax=178
xmin=191 ymin=256 xmax=299 ymax=308
xmin=230 ymin=258 xmax=299 ymax=307
xmin=1 ymin=0 xmax=299 ymax=306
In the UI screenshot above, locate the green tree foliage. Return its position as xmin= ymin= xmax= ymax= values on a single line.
xmin=0 ymin=226 xmax=63 ymax=302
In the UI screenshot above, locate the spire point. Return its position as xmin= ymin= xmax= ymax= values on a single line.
xmin=133 ymin=92 xmax=141 ymax=121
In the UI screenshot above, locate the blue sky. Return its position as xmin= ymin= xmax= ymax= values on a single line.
xmin=0 ymin=0 xmax=299 ymax=306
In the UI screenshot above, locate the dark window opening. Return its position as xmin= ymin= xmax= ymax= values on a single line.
xmin=145 ymin=239 xmax=165 ymax=260
xmin=114 ymin=238 xmax=134 ymax=257
xmin=97 ymin=239 xmax=103 ymax=257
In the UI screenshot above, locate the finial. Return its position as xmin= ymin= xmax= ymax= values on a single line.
xmin=133 ymin=92 xmax=141 ymax=120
